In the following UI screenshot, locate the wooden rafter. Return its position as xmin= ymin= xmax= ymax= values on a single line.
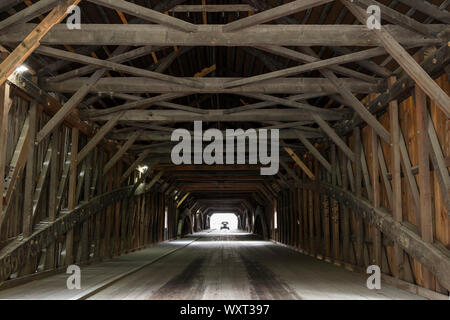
xmin=87 ymin=0 xmax=198 ymax=32
xmin=0 ymin=0 xmax=81 ymax=87
xmin=36 ymin=46 xmax=203 ymax=88
xmin=223 ymin=0 xmax=333 ymax=32
xmin=283 ymin=146 xmax=315 ymax=180
xmin=77 ymin=111 xmax=124 ymax=163
xmin=3 ymin=24 xmax=445 ymax=47
xmin=43 ymin=77 xmax=382 ymax=95
xmin=102 ymin=130 xmax=141 ymax=176
xmin=0 ymin=0 xmax=59 ymax=31
xmin=343 ymin=0 xmax=450 ymax=118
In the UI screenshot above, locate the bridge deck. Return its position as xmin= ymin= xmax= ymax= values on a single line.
xmin=0 ymin=231 xmax=423 ymax=300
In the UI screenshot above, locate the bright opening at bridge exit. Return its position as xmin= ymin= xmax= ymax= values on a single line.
xmin=210 ymin=213 xmax=238 ymax=230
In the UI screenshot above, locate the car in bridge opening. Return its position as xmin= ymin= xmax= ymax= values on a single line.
xmin=221 ymin=222 xmax=230 ymax=230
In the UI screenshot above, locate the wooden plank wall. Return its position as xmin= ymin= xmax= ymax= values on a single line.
xmin=272 ymin=74 xmax=449 ymax=296
xmin=0 ymin=87 xmax=177 ymax=283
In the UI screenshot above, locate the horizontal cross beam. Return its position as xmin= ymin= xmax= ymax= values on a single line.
xmin=42 ymin=77 xmax=383 ymax=95
xmin=2 ymin=24 xmax=446 ymax=47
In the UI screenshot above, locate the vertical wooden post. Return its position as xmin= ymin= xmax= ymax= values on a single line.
xmin=323 ymin=153 xmax=331 ymax=259
xmin=23 ymin=101 xmax=37 ymax=237
xmin=297 ymin=188 xmax=304 ymax=250
xmin=66 ymin=127 xmax=79 ymax=265
xmin=46 ymin=128 xmax=60 ymax=269
xmin=80 ymin=151 xmax=93 ymax=263
xmin=354 ymin=127 xmax=364 ymax=267
xmin=307 ymin=167 xmax=315 ymax=256
xmin=93 ymin=149 xmax=103 ymax=258
xmin=340 ymin=149 xmax=350 ymax=263
xmin=330 ymin=144 xmax=340 ymax=261
xmin=415 ymin=85 xmax=434 ymax=290
xmin=0 ymin=83 xmax=11 ymax=220
xmin=302 ymin=186 xmax=309 ymax=252
xmin=371 ymin=126 xmax=383 ymax=267
xmin=313 ymin=160 xmax=321 ymax=256
xmin=103 ymin=160 xmax=114 ymax=257
xmin=114 ymin=161 xmax=123 ymax=255
xmin=389 ymin=76 xmax=404 ymax=280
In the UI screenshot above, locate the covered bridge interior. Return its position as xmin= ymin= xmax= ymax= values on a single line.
xmin=0 ymin=0 xmax=449 ymax=300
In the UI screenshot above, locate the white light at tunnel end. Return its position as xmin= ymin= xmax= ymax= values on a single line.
xmin=210 ymin=213 xmax=238 ymax=231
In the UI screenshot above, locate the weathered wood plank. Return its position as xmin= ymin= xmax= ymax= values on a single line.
xmin=88 ymin=0 xmax=198 ymax=32
xmin=284 ymin=147 xmax=315 ymax=180
xmin=103 ymin=131 xmax=141 ymax=176
xmin=66 ymin=127 xmax=79 ymax=266
xmin=312 ymin=113 xmax=355 ymax=162
xmin=42 ymin=77 xmax=383 ymax=95
xmin=22 ymin=101 xmax=37 ymax=237
xmin=0 ymin=0 xmax=81 ymax=86
xmin=0 ymin=0 xmax=58 ymax=31
xmin=3 ymin=24 xmax=445 ymax=47
xmin=415 ymin=85 xmax=434 ymax=290
xmin=77 ymin=112 xmax=124 ymax=163
xmin=0 ymin=84 xmax=11 ymax=224
xmin=389 ymin=77 xmax=404 ymax=280
xmin=343 ymin=1 xmax=450 ymax=118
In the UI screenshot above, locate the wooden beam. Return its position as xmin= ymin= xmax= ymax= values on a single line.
xmin=37 ymin=69 xmax=106 ymax=144
xmin=343 ymin=1 xmax=450 ymax=118
xmin=0 ymin=83 xmax=11 ymax=218
xmin=415 ymin=85 xmax=434 ymax=290
xmin=3 ymin=24 xmax=445 ymax=47
xmin=78 ymin=112 xmax=124 ymax=163
xmin=295 ymin=130 xmax=332 ymax=173
xmin=0 ymin=0 xmax=59 ymax=31
xmin=240 ymin=93 xmax=345 ymax=117
xmin=32 ymin=144 xmax=52 ymax=219
xmin=0 ymin=0 xmax=22 ymax=13
xmin=223 ymin=0 xmax=333 ymax=32
xmin=377 ymin=140 xmax=393 ymax=208
xmin=284 ymin=146 xmax=315 ymax=180
xmin=312 ymin=113 xmax=355 ymax=162
xmin=36 ymin=46 xmax=203 ymax=88
xmin=321 ymin=69 xmax=391 ymax=144
xmin=332 ymin=46 xmax=391 ymax=78
xmin=170 ymin=5 xmax=256 ymax=13
xmin=224 ymin=47 xmax=388 ymax=88
xmin=352 ymin=0 xmax=432 ymax=35
xmin=87 ymin=0 xmax=198 ymax=32
xmin=43 ymin=77 xmax=382 ymax=95
xmin=23 ymin=101 xmax=37 ymax=237
xmin=0 ymin=0 xmax=81 ymax=87
xmin=48 ymin=130 xmax=60 ymax=222
xmin=81 ymin=93 xmax=186 ymax=118
xmin=308 ymin=180 xmax=450 ymax=291
xmin=66 ymin=127 xmax=79 ymax=266
xmin=48 ymin=46 xmax=162 ymax=83
xmin=338 ymin=44 xmax=450 ymax=135
xmin=389 ymin=77 xmax=404 ymax=280
xmin=280 ymin=160 xmax=302 ymax=185
xmin=370 ymin=126 xmax=383 ymax=267
xmin=353 ymin=127 xmax=365 ymax=267
xmin=89 ymin=109 xmax=349 ymax=122
xmin=177 ymin=192 xmax=190 ymax=208
xmin=426 ymin=111 xmax=450 ymax=214
xmin=120 ymin=150 xmax=151 ymax=184
xmin=1 ymin=116 xmax=29 ymax=217
xmin=257 ymin=45 xmax=382 ymax=83
xmin=399 ymin=131 xmax=421 ymax=220
xmin=397 ymin=0 xmax=450 ymax=24
xmin=102 ymin=130 xmax=141 ymax=176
